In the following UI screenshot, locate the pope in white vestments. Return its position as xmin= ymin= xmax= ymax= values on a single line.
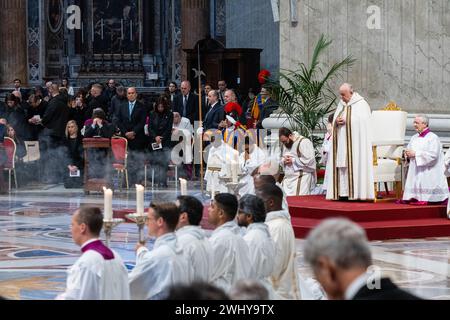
xmin=326 ymin=84 xmax=374 ymax=200
xmin=279 ymin=128 xmax=317 ymax=196
xmin=129 ymin=233 xmax=193 ymax=300
xmin=403 ymin=115 xmax=449 ymax=204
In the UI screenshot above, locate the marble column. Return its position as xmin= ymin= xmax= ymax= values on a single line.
xmin=181 ymin=0 xmax=210 ymax=79
xmin=0 ymin=0 xmax=28 ymax=86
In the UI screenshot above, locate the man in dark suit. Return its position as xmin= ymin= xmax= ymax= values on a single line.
xmin=13 ymin=79 xmax=29 ymax=101
xmin=40 ymin=84 xmax=70 ymax=183
xmin=203 ymin=90 xmax=225 ymax=131
xmin=115 ymin=87 xmax=147 ymax=184
xmin=256 ymin=86 xmax=279 ymax=129
xmin=173 ymin=81 xmax=199 ymax=125
xmin=303 ymin=218 xmax=422 ymax=300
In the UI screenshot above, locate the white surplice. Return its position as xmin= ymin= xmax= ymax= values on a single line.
xmin=239 ymin=146 xmax=268 ymax=197
xmin=281 ymin=136 xmax=317 ymax=196
xmin=57 ymin=239 xmax=130 ymax=300
xmin=209 ymin=221 xmax=254 ymax=293
xmin=205 ymin=142 xmax=239 ymax=194
xmin=176 ymin=225 xmax=214 ymax=282
xmin=243 ymin=222 xmax=277 ymax=299
xmin=444 ymin=148 xmax=450 ymax=177
xmin=403 ymin=131 xmax=449 ymax=202
xmin=265 ymin=210 xmax=301 ymax=300
xmin=326 ymin=92 xmax=375 ymax=200
xmin=129 ymin=233 xmax=193 ymax=300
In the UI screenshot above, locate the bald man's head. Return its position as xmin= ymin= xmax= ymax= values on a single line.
xmin=181 ymin=81 xmax=191 ymax=96
xmin=339 ymin=83 xmax=354 ymax=104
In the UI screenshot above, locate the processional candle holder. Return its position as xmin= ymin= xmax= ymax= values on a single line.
xmin=126 ymin=214 xmax=148 ymax=244
xmin=103 ymin=218 xmax=124 ymax=247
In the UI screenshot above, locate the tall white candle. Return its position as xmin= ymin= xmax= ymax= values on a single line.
xmin=211 ymin=176 xmax=215 ymax=198
xmin=136 ymin=184 xmax=145 ymax=216
xmin=231 ymin=161 xmax=238 ymax=183
xmin=103 ymin=187 xmax=113 ymax=221
xmin=179 ymin=178 xmax=188 ymax=196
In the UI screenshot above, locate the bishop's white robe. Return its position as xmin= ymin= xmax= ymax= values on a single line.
xmin=205 ymin=142 xmax=240 ymax=194
xmin=265 ymin=210 xmax=301 ymax=300
xmin=243 ymin=222 xmax=277 ymax=299
xmin=129 ymin=233 xmax=193 ymax=300
xmin=403 ymin=131 xmax=449 ymax=203
xmin=281 ymin=136 xmax=317 ymax=196
xmin=326 ymin=92 xmax=375 ymax=200
xmin=239 ymin=146 xmax=268 ymax=197
xmin=209 ymin=221 xmax=254 ymax=293
xmin=444 ymin=148 xmax=450 ymax=177
xmin=57 ymin=239 xmax=130 ymax=300
xmin=176 ymin=225 xmax=214 ymax=282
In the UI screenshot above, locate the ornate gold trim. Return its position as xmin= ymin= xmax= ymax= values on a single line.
xmin=382 ymin=102 xmax=402 ymax=111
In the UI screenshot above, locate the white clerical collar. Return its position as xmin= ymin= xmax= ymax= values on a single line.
xmin=80 ymin=238 xmax=100 ymax=250
xmin=345 ymin=272 xmax=370 ymax=300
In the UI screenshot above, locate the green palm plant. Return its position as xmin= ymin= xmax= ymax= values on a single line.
xmin=268 ymin=34 xmax=356 ymax=152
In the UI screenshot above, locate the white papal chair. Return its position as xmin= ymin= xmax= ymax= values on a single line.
xmin=371 ymin=103 xmax=408 ymax=201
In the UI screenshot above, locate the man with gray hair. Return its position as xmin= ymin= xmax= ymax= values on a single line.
xmin=304 ymin=218 xmax=420 ymax=300
xmin=326 ymin=83 xmax=374 ymax=201
xmin=401 ymin=114 xmax=448 ymax=205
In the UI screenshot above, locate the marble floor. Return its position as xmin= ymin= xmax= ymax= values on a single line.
xmin=0 ymin=183 xmax=449 ymax=300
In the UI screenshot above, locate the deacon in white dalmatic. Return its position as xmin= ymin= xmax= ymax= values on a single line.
xmin=279 ymin=127 xmax=317 ymax=196
xmin=403 ymin=114 xmax=449 ymax=205
xmin=129 ymin=203 xmax=193 ymax=300
xmin=326 ymin=83 xmax=374 ymax=201
xmin=57 ymin=207 xmax=130 ymax=300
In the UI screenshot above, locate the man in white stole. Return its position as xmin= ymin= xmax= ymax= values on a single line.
xmin=204 ymin=131 xmax=240 ymax=194
xmin=129 ymin=203 xmax=193 ymax=300
xmin=403 ymin=115 xmax=449 ymax=205
xmin=326 ymin=83 xmax=374 ymax=201
xmin=239 ymin=140 xmax=268 ymax=197
xmin=237 ymin=195 xmax=277 ymax=299
xmin=257 ymin=184 xmax=302 ymax=300
xmin=57 ymin=207 xmax=129 ymax=300
xmin=175 ymin=195 xmax=214 ymax=282
xmin=279 ymin=128 xmax=316 ymax=196
xmin=208 ymin=193 xmax=254 ymax=293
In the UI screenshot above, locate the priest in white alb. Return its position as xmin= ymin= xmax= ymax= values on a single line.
xmin=204 ymin=130 xmax=240 ymax=195
xmin=129 ymin=203 xmax=193 ymax=300
xmin=237 ymin=195 xmax=278 ymax=299
xmin=175 ymin=195 xmax=214 ymax=282
xmin=208 ymin=193 xmax=254 ymax=293
xmin=402 ymin=115 xmax=449 ymax=205
xmin=279 ymin=127 xmax=317 ymax=196
xmin=57 ymin=207 xmax=130 ymax=300
xmin=239 ymin=136 xmax=268 ymax=197
xmin=326 ymin=83 xmax=374 ymax=201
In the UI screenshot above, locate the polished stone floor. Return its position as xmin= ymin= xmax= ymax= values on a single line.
xmin=0 ymin=183 xmax=449 ymax=300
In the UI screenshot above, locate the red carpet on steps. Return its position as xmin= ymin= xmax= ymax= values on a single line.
xmin=287 ymin=196 xmax=450 ymax=240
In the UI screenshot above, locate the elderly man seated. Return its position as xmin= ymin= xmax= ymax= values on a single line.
xmin=401 ymin=114 xmax=449 ymax=205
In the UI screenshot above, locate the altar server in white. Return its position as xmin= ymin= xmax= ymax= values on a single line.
xmin=279 ymin=128 xmax=316 ymax=196
xmin=208 ymin=193 xmax=254 ymax=292
xmin=326 ymin=83 xmax=374 ymax=201
xmin=237 ymin=195 xmax=277 ymax=299
xmin=175 ymin=195 xmax=214 ymax=282
xmin=257 ymin=184 xmax=302 ymax=300
xmin=239 ymin=138 xmax=268 ymax=197
xmin=57 ymin=207 xmax=130 ymax=300
xmin=129 ymin=203 xmax=193 ymax=300
xmin=403 ymin=115 xmax=449 ymax=204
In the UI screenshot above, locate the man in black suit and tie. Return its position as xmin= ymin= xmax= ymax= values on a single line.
xmin=173 ymin=81 xmax=199 ymax=125
xmin=115 ymin=87 xmax=147 ymax=184
xmin=203 ymin=90 xmax=225 ymax=131
xmin=303 ymin=218 xmax=421 ymax=300
xmin=13 ymin=79 xmax=29 ymax=101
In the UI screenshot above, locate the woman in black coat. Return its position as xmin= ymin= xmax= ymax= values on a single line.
xmin=148 ymin=97 xmax=174 ymax=188
xmin=63 ymin=120 xmax=84 ymax=188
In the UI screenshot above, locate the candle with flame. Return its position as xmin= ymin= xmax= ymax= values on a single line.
xmin=179 ymin=178 xmax=188 ymax=196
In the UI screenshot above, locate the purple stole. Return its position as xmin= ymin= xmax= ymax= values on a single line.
xmin=419 ymin=128 xmax=431 ymax=138
xmin=81 ymin=240 xmax=114 ymax=260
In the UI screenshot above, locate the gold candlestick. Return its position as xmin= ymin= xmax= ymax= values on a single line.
xmin=103 ymin=218 xmax=124 ymax=247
